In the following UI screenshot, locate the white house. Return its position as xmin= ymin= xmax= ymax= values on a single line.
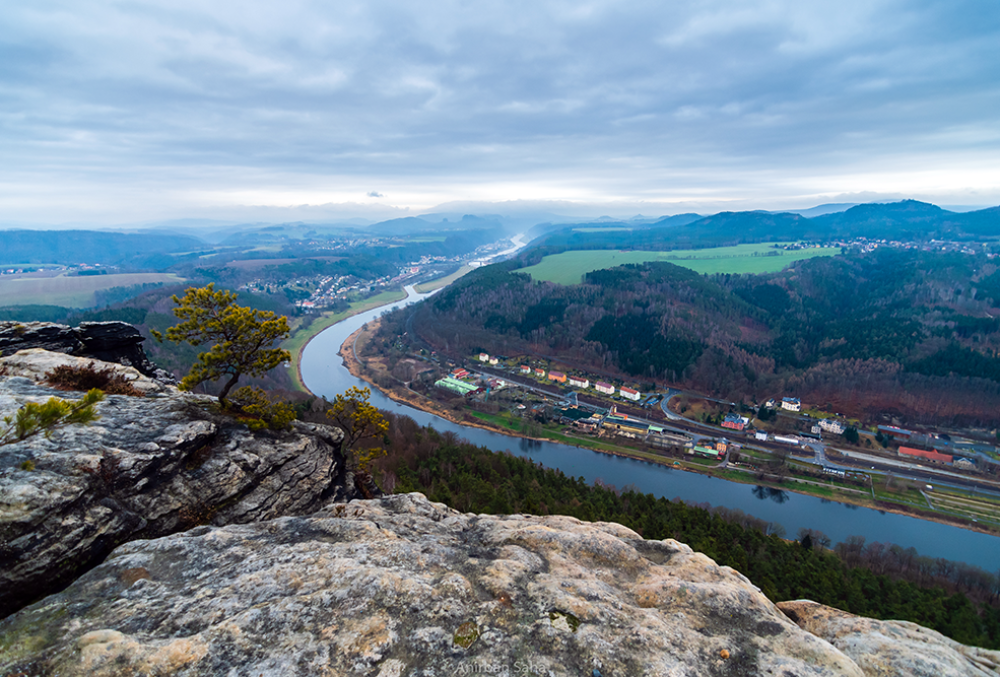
xmin=754 ymin=431 xmax=768 ymax=441
xmin=595 ymin=381 xmax=615 ymax=395
xmin=479 ymin=353 xmax=489 ymax=362
xmin=620 ymin=386 xmax=641 ymax=401
xmin=818 ymin=419 xmax=846 ymax=434
xmin=569 ymin=376 xmax=590 ymax=388
xmin=781 ymin=397 xmax=801 ymax=412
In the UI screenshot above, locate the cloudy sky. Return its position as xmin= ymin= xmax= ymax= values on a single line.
xmin=2 ymin=0 xmax=999 ymax=225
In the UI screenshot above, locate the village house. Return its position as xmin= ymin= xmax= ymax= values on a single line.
xmin=489 ymin=357 xmax=499 ymax=365
xmin=568 ymin=376 xmax=590 ymax=388
xmin=721 ymin=413 xmax=749 ymax=431
xmin=953 ymin=457 xmax=976 ymax=470
xmin=519 ymin=365 xmax=532 ymax=374
xmin=595 ymin=381 xmax=615 ymax=395
xmin=479 ymin=353 xmax=489 ymax=362
xmin=620 ymin=386 xmax=641 ymax=401
xmin=781 ymin=397 xmax=801 ymax=412
xmin=534 ymin=367 xmax=546 ymax=377
xmin=548 ymin=370 xmax=567 ymax=383
xmin=818 ymin=419 xmax=846 ymax=435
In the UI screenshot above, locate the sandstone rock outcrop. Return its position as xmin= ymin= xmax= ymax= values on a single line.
xmin=0 ymin=352 xmax=351 ymax=619
xmin=0 ymin=492 xmax=869 ymax=677
xmin=0 ymin=321 xmax=159 ymax=377
xmin=778 ymin=600 xmax=1000 ymax=677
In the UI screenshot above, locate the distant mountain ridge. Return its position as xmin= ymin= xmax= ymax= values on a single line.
xmin=535 ymin=200 xmax=999 ymax=251
xmin=0 ymin=230 xmax=206 ymax=267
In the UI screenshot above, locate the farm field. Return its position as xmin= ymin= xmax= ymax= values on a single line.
xmin=414 ymin=264 xmax=475 ymax=293
xmin=521 ymin=243 xmax=839 ymax=285
xmin=0 ymin=273 xmax=184 ymax=308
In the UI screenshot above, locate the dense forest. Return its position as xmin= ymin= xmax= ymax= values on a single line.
xmin=354 ymin=410 xmax=1000 ymax=649
xmin=406 ymin=246 xmax=1000 ymax=425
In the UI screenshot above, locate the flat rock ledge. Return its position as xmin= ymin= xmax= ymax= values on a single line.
xmin=0 ymin=352 xmax=350 ymax=619
xmin=0 ymin=492 xmax=871 ymax=677
xmin=778 ymin=600 xmax=1000 ymax=677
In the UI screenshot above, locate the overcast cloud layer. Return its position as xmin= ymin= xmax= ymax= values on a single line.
xmin=2 ymin=0 xmax=999 ymax=224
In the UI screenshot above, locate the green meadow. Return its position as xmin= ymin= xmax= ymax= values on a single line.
xmin=520 ymin=243 xmax=839 ymax=285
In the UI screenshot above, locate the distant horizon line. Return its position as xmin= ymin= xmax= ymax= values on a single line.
xmin=0 ymin=197 xmax=995 ymax=232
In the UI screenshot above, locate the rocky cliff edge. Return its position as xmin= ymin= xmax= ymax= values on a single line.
xmin=0 ymin=349 xmax=351 ymax=619
xmin=3 ymin=490 xmax=998 ymax=676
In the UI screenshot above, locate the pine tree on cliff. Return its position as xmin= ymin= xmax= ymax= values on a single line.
xmin=154 ymin=284 xmax=291 ymax=404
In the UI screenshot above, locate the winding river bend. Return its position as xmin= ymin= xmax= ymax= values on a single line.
xmin=301 ymin=288 xmax=1000 ymax=570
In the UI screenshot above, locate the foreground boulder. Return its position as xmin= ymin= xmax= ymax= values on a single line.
xmin=0 ymin=492 xmax=867 ymax=677
xmin=778 ymin=600 xmax=1000 ymax=677
xmin=0 ymin=352 xmax=350 ymax=619
xmin=0 ymin=321 xmax=159 ymax=376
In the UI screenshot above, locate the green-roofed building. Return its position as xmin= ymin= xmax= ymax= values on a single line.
xmin=435 ymin=377 xmax=480 ymax=395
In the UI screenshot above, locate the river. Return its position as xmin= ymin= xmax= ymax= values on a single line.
xmin=301 ymin=287 xmax=1000 ymax=570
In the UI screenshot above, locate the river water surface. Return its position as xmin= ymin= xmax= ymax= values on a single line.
xmin=301 ymin=288 xmax=1000 ymax=570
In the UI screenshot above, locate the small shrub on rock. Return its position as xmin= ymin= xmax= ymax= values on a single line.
xmin=227 ymin=386 xmax=296 ymax=431
xmin=45 ymin=363 xmax=144 ymax=397
xmin=1 ymin=389 xmax=104 ymax=447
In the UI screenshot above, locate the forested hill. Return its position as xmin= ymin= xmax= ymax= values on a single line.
xmin=411 ymin=247 xmax=1000 ymax=425
xmin=0 ymin=230 xmax=207 ymax=267
xmin=534 ymin=200 xmax=1000 ymax=252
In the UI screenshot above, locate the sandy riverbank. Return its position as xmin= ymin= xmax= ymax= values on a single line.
xmin=338 ymin=320 xmax=999 ymax=537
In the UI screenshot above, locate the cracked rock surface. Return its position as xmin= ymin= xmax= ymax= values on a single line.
xmin=0 ymin=492 xmax=868 ymax=677
xmin=778 ymin=600 xmax=1000 ymax=677
xmin=0 ymin=352 xmax=348 ymax=619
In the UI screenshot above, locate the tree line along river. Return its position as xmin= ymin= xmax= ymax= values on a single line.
xmin=300 ymin=287 xmax=1000 ymax=571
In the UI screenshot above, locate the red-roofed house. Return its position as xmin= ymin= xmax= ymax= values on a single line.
xmin=620 ymin=386 xmax=640 ymax=401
